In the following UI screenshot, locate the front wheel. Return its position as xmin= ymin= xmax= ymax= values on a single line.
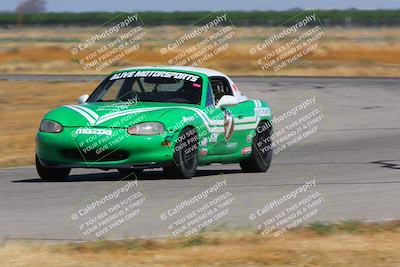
xmin=240 ymin=121 xmax=273 ymax=172
xmin=36 ymin=155 xmax=70 ymax=181
xmin=163 ymin=127 xmax=198 ymax=179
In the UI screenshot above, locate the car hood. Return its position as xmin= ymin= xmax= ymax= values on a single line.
xmin=43 ymin=102 xmax=199 ymax=128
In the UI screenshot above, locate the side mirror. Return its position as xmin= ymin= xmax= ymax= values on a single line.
xmin=77 ymin=94 xmax=89 ymax=104
xmin=216 ymin=95 xmax=238 ymax=108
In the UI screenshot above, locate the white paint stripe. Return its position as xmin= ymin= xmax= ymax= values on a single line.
xmin=252 ymin=99 xmax=259 ymax=108
xmin=95 ymin=107 xmax=166 ymax=125
xmin=236 ymin=122 xmax=259 ymax=130
xmin=169 ymin=106 xmax=215 ymax=132
xmin=74 ymin=105 xmax=99 ymax=119
xmin=66 ymin=104 xmax=260 ymax=133
xmin=95 ymin=106 xmax=218 ymax=131
xmin=98 ymin=106 xmax=259 ymax=130
xmin=235 ymin=117 xmax=257 ymax=123
xmin=65 ymin=105 xmax=96 ymax=124
xmin=97 ymin=105 xmax=257 ymax=127
xmin=98 ymin=107 xmax=154 ymax=119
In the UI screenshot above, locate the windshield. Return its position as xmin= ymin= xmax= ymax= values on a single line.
xmin=88 ymin=70 xmax=203 ymax=104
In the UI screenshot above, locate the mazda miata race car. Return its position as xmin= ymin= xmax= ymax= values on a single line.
xmin=36 ymin=66 xmax=273 ymax=180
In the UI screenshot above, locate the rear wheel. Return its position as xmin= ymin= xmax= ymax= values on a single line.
xmin=36 ymin=155 xmax=70 ymax=181
xmin=163 ymin=127 xmax=198 ymax=179
xmin=240 ymin=121 xmax=273 ymax=172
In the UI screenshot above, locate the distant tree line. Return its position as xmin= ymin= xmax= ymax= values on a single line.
xmin=0 ymin=10 xmax=399 ymax=27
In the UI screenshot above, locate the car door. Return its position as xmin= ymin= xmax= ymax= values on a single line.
xmin=204 ymin=76 xmax=244 ymax=155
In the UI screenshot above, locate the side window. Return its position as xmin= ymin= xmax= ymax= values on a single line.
xmin=209 ymin=77 xmax=233 ymax=104
xmin=206 ymin=82 xmax=215 ymax=107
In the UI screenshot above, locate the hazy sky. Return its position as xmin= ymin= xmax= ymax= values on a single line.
xmin=2 ymin=0 xmax=399 ymax=12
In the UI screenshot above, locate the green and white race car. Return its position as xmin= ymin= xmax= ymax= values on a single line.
xmin=36 ymin=66 xmax=273 ymax=180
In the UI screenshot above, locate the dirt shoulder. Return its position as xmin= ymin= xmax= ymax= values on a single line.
xmin=0 ymin=80 xmax=95 ymax=167
xmin=0 ymin=26 xmax=399 ymax=76
xmin=1 ymin=221 xmax=400 ymax=267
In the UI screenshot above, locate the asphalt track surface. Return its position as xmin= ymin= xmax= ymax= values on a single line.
xmin=0 ymin=75 xmax=399 ymax=241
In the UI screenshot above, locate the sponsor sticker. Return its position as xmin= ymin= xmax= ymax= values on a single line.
xmin=209 ymin=133 xmax=219 ymax=143
xmin=75 ymin=128 xmax=112 ymax=136
xmin=255 ymin=107 xmax=271 ymax=117
xmin=200 ymin=148 xmax=208 ymax=156
xmin=227 ymin=142 xmax=238 ymax=148
xmin=246 ymin=133 xmax=254 ymax=143
xmin=200 ymin=138 xmax=208 ymax=147
xmin=241 ymin=146 xmax=252 ymax=155
xmin=109 ymin=71 xmax=200 ymax=82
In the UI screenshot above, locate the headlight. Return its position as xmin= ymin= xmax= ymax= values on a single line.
xmin=127 ymin=122 xmax=164 ymax=135
xmin=40 ymin=120 xmax=63 ymax=133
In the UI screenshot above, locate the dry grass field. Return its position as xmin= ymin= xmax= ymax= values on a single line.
xmin=0 ymin=26 xmax=398 ymax=76
xmin=0 ymin=80 xmax=96 ymax=166
xmin=1 ymin=221 xmax=400 ymax=267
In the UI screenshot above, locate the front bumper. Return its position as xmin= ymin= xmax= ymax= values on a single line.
xmin=36 ymin=127 xmax=175 ymax=168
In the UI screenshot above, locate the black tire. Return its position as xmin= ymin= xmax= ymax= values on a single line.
xmin=36 ymin=155 xmax=70 ymax=181
xmin=163 ymin=127 xmax=198 ymax=179
xmin=240 ymin=121 xmax=273 ymax=172
xmin=117 ymin=168 xmax=143 ymax=179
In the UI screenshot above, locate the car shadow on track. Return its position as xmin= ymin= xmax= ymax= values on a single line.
xmin=12 ymin=169 xmax=244 ymax=183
